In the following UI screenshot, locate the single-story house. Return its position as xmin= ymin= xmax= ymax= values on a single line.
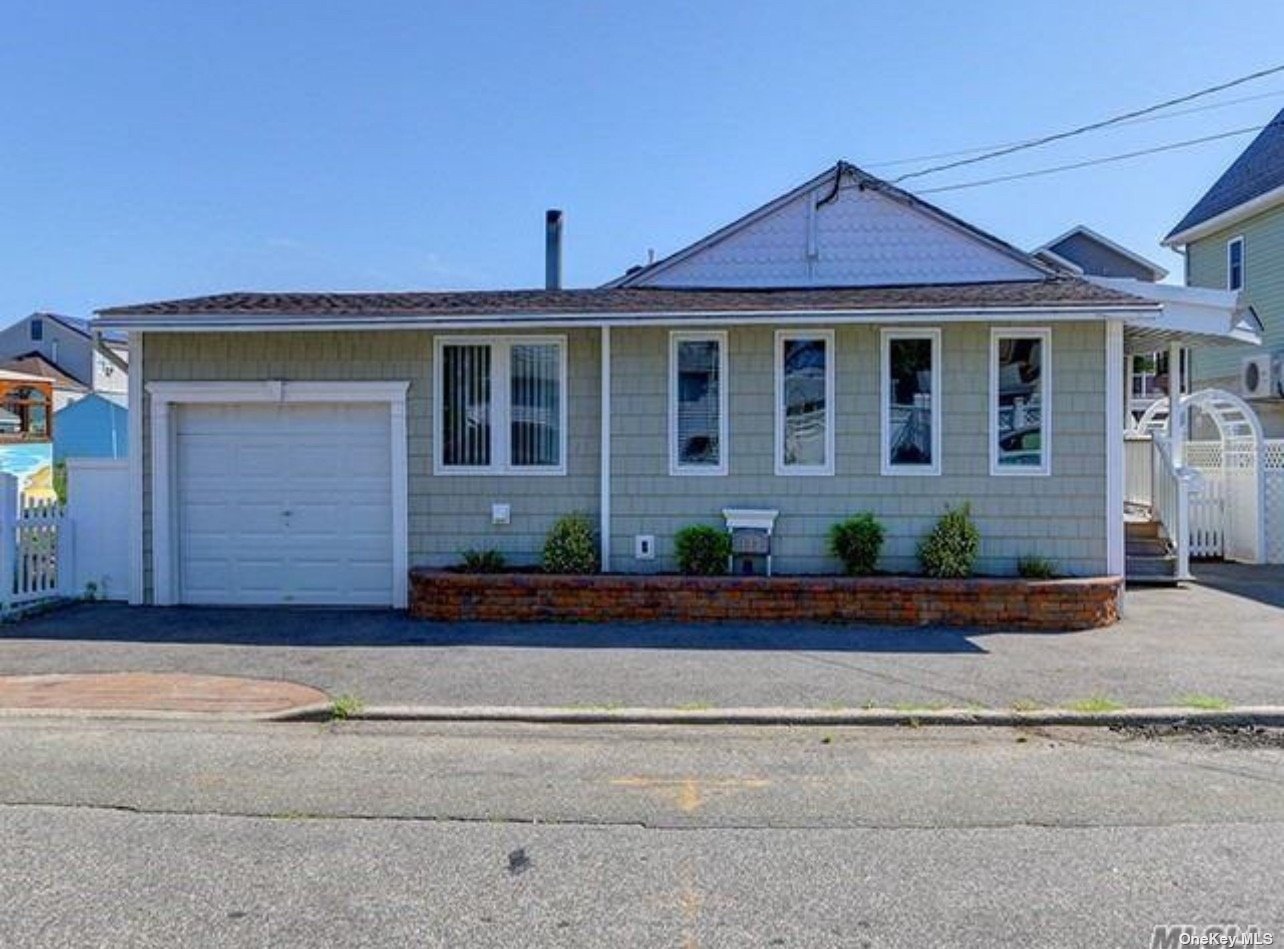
xmin=95 ymin=162 xmax=1258 ymax=608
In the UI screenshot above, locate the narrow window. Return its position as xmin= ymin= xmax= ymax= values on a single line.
xmin=29 ymin=318 xmax=42 ymax=342
xmin=1227 ymin=236 xmax=1244 ymax=291
xmin=436 ymin=337 xmax=566 ymax=474
xmin=881 ymin=329 xmax=940 ymax=475
xmin=670 ymin=332 xmax=727 ymax=475
xmin=991 ymin=329 xmax=1050 ymax=476
xmin=776 ymin=330 xmax=834 ymax=475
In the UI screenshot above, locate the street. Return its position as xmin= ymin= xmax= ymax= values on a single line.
xmin=1 ymin=719 xmax=1281 ymax=947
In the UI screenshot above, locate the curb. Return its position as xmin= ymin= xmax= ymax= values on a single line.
xmin=0 ymin=701 xmax=335 ymax=724
xmin=333 ymin=704 xmax=1284 ymax=728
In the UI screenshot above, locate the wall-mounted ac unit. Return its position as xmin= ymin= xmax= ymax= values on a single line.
xmin=1241 ymin=353 xmax=1281 ymax=400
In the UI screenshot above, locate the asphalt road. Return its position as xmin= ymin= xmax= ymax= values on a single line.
xmin=1 ymin=719 xmax=1282 ymax=947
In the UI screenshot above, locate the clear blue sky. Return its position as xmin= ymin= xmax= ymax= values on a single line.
xmin=4 ymin=0 xmax=1284 ymax=318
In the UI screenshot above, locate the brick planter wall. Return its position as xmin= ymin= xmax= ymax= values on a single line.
xmin=409 ymin=571 xmax=1123 ymax=631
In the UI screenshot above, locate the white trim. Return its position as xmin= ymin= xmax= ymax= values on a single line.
xmin=1226 ymin=235 xmax=1245 ymax=291
xmin=599 ymin=326 xmax=611 ymax=572
xmin=989 ymin=327 xmax=1052 ymax=477
xmin=431 ymin=335 xmax=569 ymax=477
xmin=127 ymin=332 xmax=144 ymax=605
xmin=879 ymin=327 xmax=942 ymax=476
xmin=1164 ymin=181 xmax=1284 ymax=247
xmin=1105 ymin=321 xmax=1125 ymax=577
xmin=95 ymin=305 xmax=1159 ymax=334
xmin=145 ymin=379 xmax=411 ymax=608
xmin=668 ymin=330 xmax=729 ymax=477
xmin=775 ymin=328 xmax=835 ymax=477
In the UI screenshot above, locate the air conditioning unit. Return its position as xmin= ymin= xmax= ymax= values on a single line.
xmin=1241 ymin=353 xmax=1282 ymax=400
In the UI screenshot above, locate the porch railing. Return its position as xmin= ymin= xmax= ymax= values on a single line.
xmin=1150 ymin=435 xmax=1192 ymax=580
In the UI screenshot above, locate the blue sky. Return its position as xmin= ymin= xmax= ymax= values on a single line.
xmin=3 ymin=1 xmax=1284 ymax=318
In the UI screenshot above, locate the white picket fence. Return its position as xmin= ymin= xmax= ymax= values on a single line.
xmin=0 ymin=475 xmax=72 ymax=612
xmin=1185 ymin=439 xmax=1284 ymax=564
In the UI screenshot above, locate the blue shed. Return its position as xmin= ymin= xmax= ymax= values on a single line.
xmin=54 ymin=392 xmax=128 ymax=461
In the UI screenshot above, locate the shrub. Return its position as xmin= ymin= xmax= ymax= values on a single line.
xmin=1016 ymin=555 xmax=1056 ymax=580
xmin=459 ymin=548 xmax=507 ymax=573
xmin=542 ymin=513 xmax=599 ymax=574
xmin=674 ymin=524 xmax=731 ymax=576
xmin=828 ymin=513 xmax=885 ymax=576
xmin=917 ymin=503 xmax=980 ymax=578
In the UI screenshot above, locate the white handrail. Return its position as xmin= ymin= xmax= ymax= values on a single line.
xmin=1151 ymin=436 xmax=1192 ymax=580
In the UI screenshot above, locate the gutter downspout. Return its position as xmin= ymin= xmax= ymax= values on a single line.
xmin=599 ymin=325 xmax=611 ymax=572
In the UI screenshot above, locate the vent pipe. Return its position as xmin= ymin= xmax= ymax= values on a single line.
xmin=545 ymin=209 xmax=563 ymax=290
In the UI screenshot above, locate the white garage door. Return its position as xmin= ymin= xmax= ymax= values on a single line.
xmin=176 ymin=402 xmax=395 ymax=606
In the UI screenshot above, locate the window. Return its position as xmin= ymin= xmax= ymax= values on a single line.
xmin=434 ymin=336 xmax=566 ymax=474
xmin=990 ymin=328 xmax=1050 ymax=476
xmin=670 ymin=331 xmax=728 ymax=475
xmin=775 ymin=330 xmax=834 ymax=475
xmin=881 ymin=329 xmax=940 ymax=475
xmin=1227 ymin=236 xmax=1244 ymax=291
xmin=29 ymin=318 xmax=42 ymax=342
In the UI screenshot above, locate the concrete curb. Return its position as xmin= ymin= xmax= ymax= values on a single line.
xmin=332 ymin=704 xmax=1284 ymax=728
xmin=0 ymin=701 xmax=335 ymax=724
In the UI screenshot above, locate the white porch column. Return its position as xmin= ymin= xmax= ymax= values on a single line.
xmin=1105 ymin=322 xmax=1125 ymax=578
xmin=1167 ymin=341 xmax=1185 ymax=467
xmin=599 ymin=325 xmax=612 ymax=573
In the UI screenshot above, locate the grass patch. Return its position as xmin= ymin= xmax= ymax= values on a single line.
xmin=1175 ymin=693 xmax=1231 ymax=711
xmin=675 ymin=702 xmax=713 ymax=711
xmin=1010 ymin=698 xmax=1042 ymax=712
xmin=1066 ymin=695 xmax=1125 ymax=713
xmin=330 ymin=694 xmax=364 ymax=720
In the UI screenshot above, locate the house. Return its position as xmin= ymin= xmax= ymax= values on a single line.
xmin=0 ymin=312 xmax=128 ymax=405
xmin=53 ymin=391 xmax=128 ymax=461
xmin=0 ymin=352 xmax=89 ymax=411
xmin=95 ymin=161 xmax=1255 ymax=608
xmin=0 ymin=366 xmax=58 ymax=500
xmin=1164 ymin=107 xmax=1284 ymax=436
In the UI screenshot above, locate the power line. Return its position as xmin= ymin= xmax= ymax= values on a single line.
xmin=915 ymin=121 xmax=1280 ymax=195
xmin=891 ymin=63 xmax=1284 ymax=184
xmin=867 ymin=87 xmax=1284 ymax=171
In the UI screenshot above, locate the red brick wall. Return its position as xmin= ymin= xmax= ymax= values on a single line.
xmin=409 ymin=571 xmax=1122 ymax=631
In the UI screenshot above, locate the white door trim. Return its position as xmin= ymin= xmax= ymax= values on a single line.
xmin=146 ymin=380 xmax=411 ymax=608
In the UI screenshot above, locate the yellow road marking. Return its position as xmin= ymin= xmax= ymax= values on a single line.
xmin=610 ymin=776 xmax=770 ymax=813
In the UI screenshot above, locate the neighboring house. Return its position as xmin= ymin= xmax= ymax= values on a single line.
xmin=0 ymin=352 xmax=89 ymax=411
xmin=1032 ymin=226 xmax=1179 ymax=420
xmin=95 ymin=161 xmax=1251 ymax=608
xmin=53 ymin=391 xmax=128 ymax=462
xmin=0 ymin=366 xmax=58 ymax=500
xmin=0 ymin=312 xmax=129 ymax=405
xmin=1164 ymin=107 xmax=1284 ymax=435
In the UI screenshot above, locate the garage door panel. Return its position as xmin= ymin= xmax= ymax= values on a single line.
xmin=176 ymin=402 xmax=396 ymax=607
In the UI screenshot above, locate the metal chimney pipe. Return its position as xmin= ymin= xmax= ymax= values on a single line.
xmin=545 ymin=209 xmax=563 ymax=290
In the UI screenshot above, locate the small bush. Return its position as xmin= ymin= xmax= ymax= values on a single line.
xmin=542 ymin=513 xmax=599 ymax=574
xmin=917 ymin=503 xmax=980 ymax=578
xmin=828 ymin=513 xmax=885 ymax=575
xmin=459 ymin=548 xmax=507 ymax=573
xmin=1016 ymin=555 xmax=1056 ymax=580
xmin=674 ymin=524 xmax=731 ymax=576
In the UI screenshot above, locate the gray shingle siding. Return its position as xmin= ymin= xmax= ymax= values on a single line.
xmin=1046 ymin=233 xmax=1159 ymax=282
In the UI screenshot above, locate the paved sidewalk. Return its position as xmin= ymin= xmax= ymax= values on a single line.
xmin=0 ymin=673 xmax=330 ymax=719
xmin=0 ymin=564 xmax=1280 ymax=712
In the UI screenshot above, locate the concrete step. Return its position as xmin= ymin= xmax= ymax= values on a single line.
xmin=1126 ymin=538 xmax=1172 ymax=558
xmin=1125 ymin=520 xmax=1163 ymax=540
xmin=1126 ymin=553 xmax=1179 ymax=585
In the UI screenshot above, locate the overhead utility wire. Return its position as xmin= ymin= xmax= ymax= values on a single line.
xmin=915 ymin=121 xmax=1283 ymax=195
xmin=891 ymin=63 xmax=1284 ymax=184
xmin=867 ymin=87 xmax=1284 ymax=170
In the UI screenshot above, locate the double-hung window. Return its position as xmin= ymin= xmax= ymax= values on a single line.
xmin=990 ymin=328 xmax=1051 ymax=476
xmin=435 ymin=336 xmax=566 ymax=475
xmin=881 ymin=329 xmax=940 ymax=475
xmin=670 ymin=331 xmax=728 ymax=475
xmin=1227 ymin=236 xmax=1244 ymax=291
xmin=775 ymin=330 xmax=834 ymax=476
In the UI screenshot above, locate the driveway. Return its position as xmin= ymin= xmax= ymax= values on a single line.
xmin=1 ymin=565 xmax=1281 ymax=710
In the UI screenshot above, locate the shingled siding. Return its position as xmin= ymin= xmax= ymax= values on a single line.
xmin=140 ymin=330 xmax=601 ymax=598
xmin=609 ymin=322 xmax=1108 ymax=576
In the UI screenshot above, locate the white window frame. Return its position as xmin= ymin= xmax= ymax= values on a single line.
xmin=669 ymin=330 xmax=729 ymax=476
xmin=1227 ymin=235 xmax=1245 ymax=291
xmin=880 ymin=328 xmax=942 ymax=476
xmin=989 ymin=327 xmax=1052 ymax=477
xmin=433 ymin=335 xmax=568 ymax=476
xmin=774 ymin=328 xmax=835 ymax=477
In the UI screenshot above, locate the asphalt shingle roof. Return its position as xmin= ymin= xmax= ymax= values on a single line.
xmin=96 ymin=279 xmax=1149 ymax=321
xmin=1167 ymin=108 xmax=1284 ymax=241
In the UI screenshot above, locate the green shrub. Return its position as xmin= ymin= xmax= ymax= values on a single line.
xmin=674 ymin=524 xmax=731 ymax=576
xmin=459 ymin=548 xmax=507 ymax=573
xmin=828 ymin=513 xmax=885 ymax=575
xmin=542 ymin=513 xmax=599 ymax=574
xmin=1016 ymin=555 xmax=1056 ymax=580
xmin=917 ymin=503 xmax=980 ymax=578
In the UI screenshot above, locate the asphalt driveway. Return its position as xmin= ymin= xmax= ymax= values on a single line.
xmin=2 ymin=563 xmax=1281 ymax=710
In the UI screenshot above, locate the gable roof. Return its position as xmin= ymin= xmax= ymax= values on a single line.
xmin=1165 ymin=108 xmax=1284 ymax=245
xmin=1034 ymin=226 xmax=1168 ymax=281
xmin=18 ymin=311 xmax=126 ymax=345
xmin=606 ymin=161 xmax=1061 ymax=289
xmin=0 ymin=352 xmax=89 ymax=390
